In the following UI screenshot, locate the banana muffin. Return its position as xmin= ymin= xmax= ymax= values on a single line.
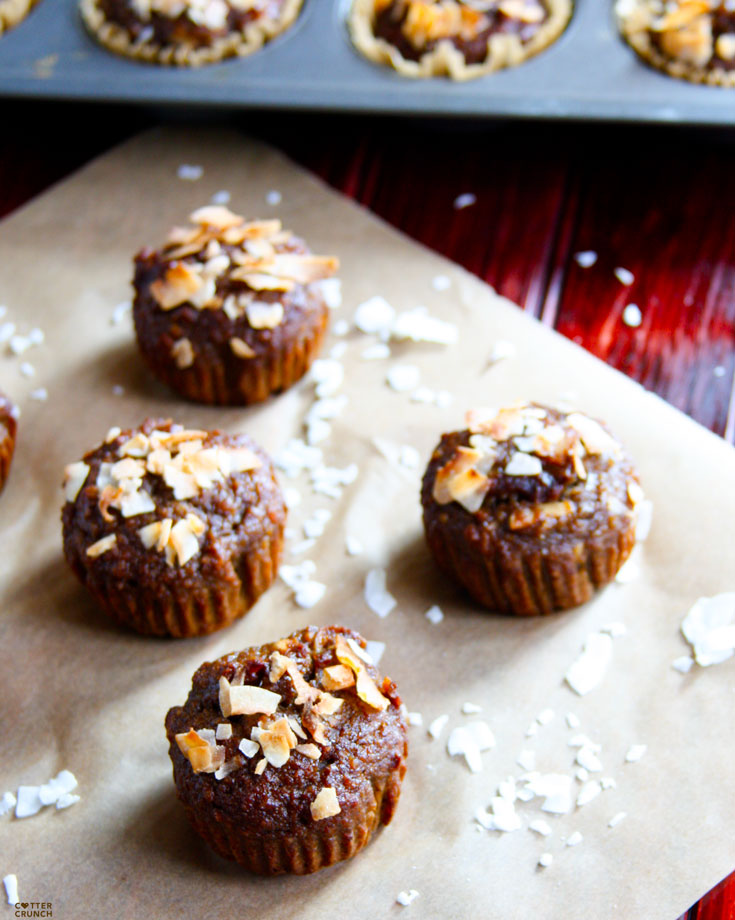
xmin=133 ymin=206 xmax=338 ymax=404
xmin=421 ymin=402 xmax=642 ymax=615
xmin=0 ymin=391 xmax=17 ymax=494
xmin=349 ymin=0 xmax=572 ymax=80
xmin=165 ymin=625 xmax=408 ymax=874
xmin=616 ymin=0 xmax=735 ymax=86
xmin=62 ymin=418 xmax=286 ymax=637
xmin=80 ymin=0 xmax=302 ymax=66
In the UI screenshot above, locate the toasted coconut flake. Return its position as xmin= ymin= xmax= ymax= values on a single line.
xmin=245 ymin=301 xmax=285 ymax=330
xmin=220 ymin=447 xmax=261 ymax=475
xmin=266 ymin=253 xmax=339 ymax=284
xmin=251 ymin=717 xmax=297 ymax=767
xmin=254 ymin=758 xmax=267 ymax=775
xmin=567 ymin=413 xmax=620 ymax=457
xmin=447 ymin=467 xmax=490 ymax=513
xmin=120 ymin=489 xmax=156 ymax=518
xmin=231 ymin=271 xmax=295 ymax=292
xmin=296 ymin=743 xmax=321 ymax=760
xmin=171 ymin=337 xmax=195 ymax=369
xmin=310 ymin=787 xmax=341 ymax=821
xmin=287 ymin=715 xmax=308 ymax=740
xmin=151 ymin=262 xmax=204 ymax=310
xmin=238 ymin=738 xmax=259 ymax=758
xmin=64 ymin=461 xmax=90 ymax=502
xmin=119 ymin=433 xmax=150 ymax=458
xmin=230 ymin=336 xmax=257 ymax=359
xmin=219 ymin=677 xmax=281 ymax=717
xmin=321 ymin=664 xmax=355 ymax=691
xmin=169 ymin=518 xmax=201 ymax=566
xmin=175 ymin=729 xmax=225 ymax=774
xmin=334 ymin=637 xmax=390 ymax=710
xmin=433 ymin=446 xmax=482 ymax=504
xmin=189 ymin=205 xmax=244 ymax=230
xmin=86 ymin=534 xmax=117 ymax=558
xmin=269 ymin=651 xmax=291 ymax=683
xmin=313 ymin=694 xmax=343 ymax=716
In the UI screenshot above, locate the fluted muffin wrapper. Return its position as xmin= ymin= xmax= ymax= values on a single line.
xmin=424 ymin=512 xmax=636 ymax=617
xmin=64 ymin=522 xmax=283 ymax=638
xmin=135 ymin=303 xmax=329 ymax=406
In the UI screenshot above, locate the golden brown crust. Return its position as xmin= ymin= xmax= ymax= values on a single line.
xmin=616 ymin=0 xmax=735 ymax=86
xmin=348 ymin=0 xmax=572 ymax=80
xmin=79 ymin=0 xmax=302 ymax=66
xmin=0 ymin=0 xmax=39 ymax=34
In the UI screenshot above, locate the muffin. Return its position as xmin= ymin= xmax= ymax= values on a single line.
xmin=421 ymin=402 xmax=642 ymax=615
xmin=0 ymin=391 xmax=18 ymax=494
xmin=616 ymin=0 xmax=735 ymax=85
xmin=0 ymin=0 xmax=39 ymax=34
xmin=349 ymin=0 xmax=572 ymax=80
xmin=62 ymin=418 xmax=286 ymax=637
xmin=80 ymin=0 xmax=302 ymax=66
xmin=165 ymin=625 xmax=408 ymax=874
xmin=133 ymin=206 xmax=338 ymax=405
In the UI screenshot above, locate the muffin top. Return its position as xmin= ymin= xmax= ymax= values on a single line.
xmin=165 ymin=625 xmax=407 ymax=833
xmin=133 ymin=206 xmax=339 ymax=365
xmin=371 ymin=0 xmax=555 ymax=64
xmin=62 ymin=418 xmax=285 ymax=583
xmin=423 ymin=402 xmax=642 ymax=542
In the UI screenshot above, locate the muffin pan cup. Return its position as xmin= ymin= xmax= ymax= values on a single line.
xmin=2 ymin=0 xmax=735 ymax=124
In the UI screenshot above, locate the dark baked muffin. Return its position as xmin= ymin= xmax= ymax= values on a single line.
xmin=616 ymin=0 xmax=735 ymax=86
xmin=80 ymin=0 xmax=302 ymax=66
xmin=349 ymin=0 xmax=572 ymax=80
xmin=165 ymin=625 xmax=408 ymax=874
xmin=62 ymin=418 xmax=286 ymax=637
xmin=0 ymin=391 xmax=18 ymax=494
xmin=133 ymin=206 xmax=338 ymax=405
xmin=421 ymin=402 xmax=642 ymax=616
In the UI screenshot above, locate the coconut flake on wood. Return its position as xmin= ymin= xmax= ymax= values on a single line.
xmin=364 ymin=568 xmax=397 ymax=618
xmin=565 ymin=633 xmax=613 ymax=696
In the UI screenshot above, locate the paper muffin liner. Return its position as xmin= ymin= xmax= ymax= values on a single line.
xmin=424 ymin=512 xmax=636 ymax=617
xmin=79 ymin=0 xmax=303 ymax=67
xmin=176 ymin=748 xmax=406 ymax=875
xmin=135 ymin=302 xmax=329 ymax=406
xmin=64 ymin=518 xmax=283 ymax=637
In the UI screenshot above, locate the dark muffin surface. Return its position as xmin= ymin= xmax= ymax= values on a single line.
xmin=133 ymin=206 xmax=337 ymax=405
xmin=421 ymin=403 xmax=642 ymax=615
xmin=165 ymin=625 xmax=408 ymax=874
xmin=62 ymin=418 xmax=286 ymax=637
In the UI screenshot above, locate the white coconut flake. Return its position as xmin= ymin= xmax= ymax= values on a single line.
xmin=516 ymin=750 xmax=536 ymax=772
xmin=576 ymin=747 xmax=603 ymax=773
xmin=28 ymin=327 xmax=44 ymax=345
xmin=177 ymin=164 xmax=203 ymax=180
xmin=354 ymin=295 xmax=395 ymax=337
xmin=333 ymin=319 xmax=349 ymax=336
xmin=461 ymin=702 xmax=482 ymax=714
xmin=364 ymin=640 xmax=386 ymax=664
xmin=399 ymin=445 xmax=420 ymax=469
xmin=3 ymin=875 xmax=18 ymax=907
xmin=525 ymin=723 xmax=538 ymax=738
xmin=538 ymin=853 xmax=553 ymax=868
xmin=361 ymin=343 xmax=391 ymax=360
xmin=574 ymin=250 xmax=598 ymax=268
xmin=407 ymin=711 xmax=423 ymax=727
xmin=601 ymin=777 xmax=617 ymax=790
xmin=487 ymin=796 xmax=521 ymax=832
xmin=111 ymin=300 xmax=131 ymax=325
xmin=625 ymin=744 xmax=647 ymax=763
xmin=622 ymin=304 xmax=642 ymax=328
xmin=276 ymin=439 xmax=323 ymax=478
xmin=364 ymin=567 xmax=396 ymax=618
xmin=265 ymin=189 xmax=282 ymax=206
xmin=294 ymin=581 xmax=326 ymax=609
xmin=615 ymin=547 xmax=641 ymax=584
xmin=30 ymin=388 xmax=48 ymax=402
xmin=15 ymin=786 xmax=43 ymax=818
xmin=38 ymin=770 xmax=77 ymax=805
xmin=112 ymin=384 xmax=125 ymax=397
xmin=529 ymin=819 xmax=552 ymax=837
xmin=19 ymin=361 xmax=35 ymax=378
xmin=672 ymin=655 xmax=694 ymax=674
xmin=0 ymin=321 xmax=15 ymax=343
xmin=428 ymin=714 xmax=449 ymax=740
xmin=525 ymin=774 xmax=574 ymax=815
xmin=9 ymin=335 xmax=32 ymax=355
xmin=601 ymin=622 xmax=628 ymax=638
xmin=345 ymin=536 xmax=363 ymax=556
xmin=575 ymin=768 xmax=589 ymax=783
xmin=0 ymin=791 xmax=17 ymax=816
xmin=566 ymin=712 xmax=581 ymax=729
xmin=565 ymin=632 xmax=613 ymax=696
xmin=311 ymin=462 xmax=358 ymax=499
xmin=681 ymin=593 xmax=735 ymax=667
xmin=454 ymin=192 xmax=477 ymax=210
xmin=425 ymin=605 xmax=444 ymax=625
xmin=56 ymin=793 xmax=80 ymax=810
xmin=447 ymin=723 xmax=494 ymax=773
xmin=566 ymin=831 xmax=584 ymax=847
xmin=505 ymin=453 xmax=543 ymax=476
xmin=396 ymin=890 xmax=420 ymax=907
xmin=303 ymin=509 xmax=332 ymax=539
xmin=608 ymin=811 xmax=627 ymax=828
xmin=576 ymin=780 xmax=602 ymax=807
xmin=279 ymin=560 xmax=316 ymax=590
xmin=210 ymin=189 xmax=231 ymax=205
xmin=310 ymin=359 xmax=344 ymax=398
xmin=386 ymin=364 xmax=420 ymax=393
xmin=319 ymin=278 xmax=342 ymax=310
xmin=614 ymin=267 xmax=635 ymax=286
xmin=392 ymin=306 xmax=458 ymax=345
xmin=432 ymin=274 xmax=451 ymax=291
xmin=536 ymin=709 xmax=555 ymax=726
xmin=489 ymin=340 xmax=517 ymax=363
xmin=329 ymin=342 xmax=348 ymax=360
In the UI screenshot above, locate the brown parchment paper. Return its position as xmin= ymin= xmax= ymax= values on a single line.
xmin=2 ymin=128 xmax=735 ymax=920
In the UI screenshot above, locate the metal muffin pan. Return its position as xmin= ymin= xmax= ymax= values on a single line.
xmin=1 ymin=0 xmax=734 ymax=123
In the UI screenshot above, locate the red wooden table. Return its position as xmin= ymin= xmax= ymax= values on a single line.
xmin=2 ymin=101 xmax=735 ymax=919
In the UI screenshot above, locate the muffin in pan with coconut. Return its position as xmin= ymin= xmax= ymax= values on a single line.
xmin=61 ymin=418 xmax=286 ymax=637
xmin=165 ymin=625 xmax=408 ymax=874
xmin=80 ymin=0 xmax=303 ymax=66
xmin=349 ymin=0 xmax=572 ymax=80
xmin=421 ymin=402 xmax=643 ymax=616
xmin=133 ymin=205 xmax=339 ymax=404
